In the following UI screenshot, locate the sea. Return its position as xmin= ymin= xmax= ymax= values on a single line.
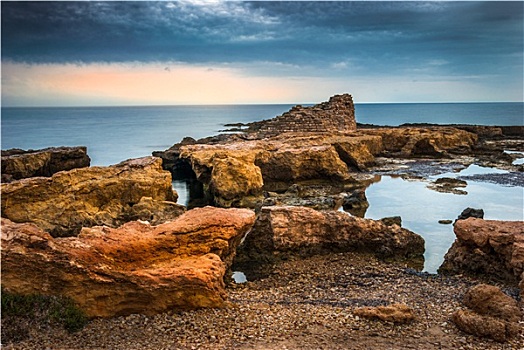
xmin=2 ymin=102 xmax=523 ymax=273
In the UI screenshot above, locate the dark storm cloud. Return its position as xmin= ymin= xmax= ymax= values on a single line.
xmin=1 ymin=1 xmax=523 ymax=77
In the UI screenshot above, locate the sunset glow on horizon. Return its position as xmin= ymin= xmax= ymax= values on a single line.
xmin=2 ymin=1 xmax=522 ymax=107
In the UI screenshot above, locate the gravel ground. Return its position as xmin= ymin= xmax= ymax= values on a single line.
xmin=3 ymin=252 xmax=523 ymax=349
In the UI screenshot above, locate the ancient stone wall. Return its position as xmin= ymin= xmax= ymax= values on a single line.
xmin=248 ymin=94 xmax=356 ymax=137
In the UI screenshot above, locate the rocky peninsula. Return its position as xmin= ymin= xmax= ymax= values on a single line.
xmin=1 ymin=94 xmax=523 ymax=348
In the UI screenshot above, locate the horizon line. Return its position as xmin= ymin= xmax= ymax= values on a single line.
xmin=3 ymin=100 xmax=523 ymax=109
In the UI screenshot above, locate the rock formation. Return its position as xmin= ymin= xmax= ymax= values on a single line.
xmin=439 ymin=218 xmax=524 ymax=297
xmin=1 ymin=146 xmax=90 ymax=182
xmin=246 ymin=94 xmax=357 ymax=137
xmin=452 ymin=284 xmax=522 ymax=342
xmin=1 ymin=207 xmax=256 ymax=318
xmin=1 ymin=157 xmax=183 ymax=237
xmin=353 ymin=304 xmax=415 ymax=324
xmin=234 ymin=206 xmax=425 ymax=277
xmin=154 ymin=95 xmax=478 ymax=208
xmin=175 ymin=134 xmax=383 ymax=206
xmin=361 ymin=127 xmax=478 ymax=158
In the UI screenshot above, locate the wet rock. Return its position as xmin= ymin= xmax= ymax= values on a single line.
xmin=1 ymin=207 xmax=256 ymax=318
xmin=439 ymin=218 xmax=524 ymax=295
xmin=1 ymin=157 xmax=179 ymax=237
xmin=452 ymin=284 xmax=522 ymax=342
xmin=353 ymin=303 xmax=415 ymax=324
xmin=380 ymin=216 xmax=402 ymax=227
xmin=438 ymin=220 xmax=453 ymax=225
xmin=427 ymin=177 xmax=468 ymax=195
xmin=455 ymin=207 xmax=484 ymax=222
xmin=1 ymin=146 xmax=90 ymax=182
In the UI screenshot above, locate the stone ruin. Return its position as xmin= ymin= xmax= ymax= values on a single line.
xmin=247 ymin=94 xmax=356 ymax=137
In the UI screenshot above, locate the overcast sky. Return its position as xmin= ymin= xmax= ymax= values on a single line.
xmin=2 ymin=1 xmax=523 ymax=106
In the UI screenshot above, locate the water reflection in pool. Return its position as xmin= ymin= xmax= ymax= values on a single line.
xmin=364 ymin=165 xmax=523 ymax=273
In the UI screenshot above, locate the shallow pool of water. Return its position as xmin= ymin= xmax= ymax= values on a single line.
xmin=364 ymin=164 xmax=523 ymax=273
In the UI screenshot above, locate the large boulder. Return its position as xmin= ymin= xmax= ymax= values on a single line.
xmin=439 ymin=218 xmax=524 ymax=296
xmin=1 ymin=157 xmax=183 ymax=237
xmin=1 ymin=146 xmax=90 ymax=182
xmin=1 ymin=207 xmax=256 ymax=318
xmin=234 ymin=206 xmax=425 ymax=275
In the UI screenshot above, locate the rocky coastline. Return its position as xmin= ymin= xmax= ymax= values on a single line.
xmin=2 ymin=94 xmax=523 ymax=348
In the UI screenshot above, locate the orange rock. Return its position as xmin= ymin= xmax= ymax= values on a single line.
xmin=1 ymin=157 xmax=181 ymax=237
xmin=1 ymin=207 xmax=255 ymax=318
xmin=354 ymin=304 xmax=415 ymax=324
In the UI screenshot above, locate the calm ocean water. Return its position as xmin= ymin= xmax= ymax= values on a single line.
xmin=2 ymin=102 xmax=523 ymax=273
xmin=2 ymin=102 xmax=522 ymax=166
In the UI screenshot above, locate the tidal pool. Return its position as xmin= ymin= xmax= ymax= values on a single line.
xmin=364 ymin=164 xmax=523 ymax=273
xmin=172 ymin=163 xmax=523 ymax=275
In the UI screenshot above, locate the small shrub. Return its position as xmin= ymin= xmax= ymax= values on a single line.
xmin=1 ymin=289 xmax=88 ymax=343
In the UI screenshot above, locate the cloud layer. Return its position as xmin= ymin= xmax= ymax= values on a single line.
xmin=2 ymin=1 xmax=523 ymax=105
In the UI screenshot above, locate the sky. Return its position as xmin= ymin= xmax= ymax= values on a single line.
xmin=1 ymin=1 xmax=523 ymax=106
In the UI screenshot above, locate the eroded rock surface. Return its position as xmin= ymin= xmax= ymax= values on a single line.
xmin=234 ymin=206 xmax=424 ymax=277
xmin=1 ymin=207 xmax=256 ymax=318
xmin=452 ymin=284 xmax=522 ymax=342
xmin=1 ymin=157 xmax=182 ymax=237
xmin=439 ymin=218 xmax=524 ymax=296
xmin=1 ymin=146 xmax=90 ymax=182
xmin=353 ymin=304 xmax=415 ymax=324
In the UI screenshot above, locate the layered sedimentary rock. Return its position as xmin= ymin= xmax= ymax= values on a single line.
xmin=1 ymin=157 xmax=182 ymax=237
xmin=361 ymin=127 xmax=478 ymax=158
xmin=439 ymin=218 xmax=524 ymax=296
xmin=452 ymin=284 xmax=522 ymax=342
xmin=154 ymin=95 xmax=479 ymax=208
xmin=235 ymin=206 xmax=425 ymax=272
xmin=247 ymin=94 xmax=357 ymax=137
xmin=1 ymin=146 xmax=90 ymax=182
xmin=177 ymin=134 xmax=383 ymax=206
xmin=1 ymin=207 xmax=256 ymax=318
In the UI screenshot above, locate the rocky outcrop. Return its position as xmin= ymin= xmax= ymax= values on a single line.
xmin=1 ymin=146 xmax=90 ymax=182
xmin=153 ymin=95 xmax=479 ymax=208
xmin=1 ymin=157 xmax=182 ymax=237
xmin=353 ymin=304 xmax=415 ymax=324
xmin=439 ymin=218 xmax=524 ymax=296
xmin=361 ymin=127 xmax=478 ymax=158
xmin=452 ymin=284 xmax=522 ymax=342
xmin=176 ymin=134 xmax=383 ymax=206
xmin=234 ymin=206 xmax=425 ymax=276
xmin=246 ymin=94 xmax=356 ymax=137
xmin=1 ymin=207 xmax=256 ymax=318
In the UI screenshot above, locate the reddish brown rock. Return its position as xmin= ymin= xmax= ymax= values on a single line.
xmin=235 ymin=206 xmax=424 ymax=271
xmin=1 ymin=146 xmax=90 ymax=182
xmin=1 ymin=157 xmax=181 ymax=237
xmin=354 ymin=304 xmax=415 ymax=324
xmin=1 ymin=207 xmax=255 ymax=318
xmin=439 ymin=218 xmax=524 ymax=294
xmin=452 ymin=284 xmax=522 ymax=342
xmin=452 ymin=309 xmax=518 ymax=343
xmin=463 ymin=284 xmax=522 ymax=323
